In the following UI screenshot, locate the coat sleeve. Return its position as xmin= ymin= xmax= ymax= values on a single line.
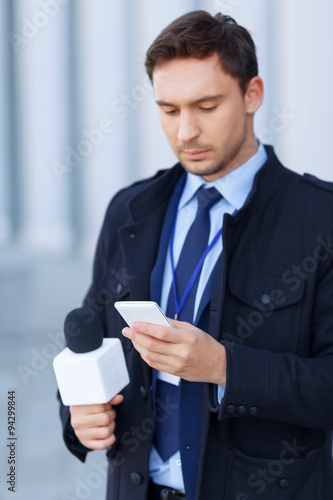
xmin=208 ymin=237 xmax=333 ymax=430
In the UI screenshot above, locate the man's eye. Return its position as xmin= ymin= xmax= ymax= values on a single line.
xmin=164 ymin=109 xmax=178 ymax=115
xmin=201 ymin=106 xmax=217 ymax=112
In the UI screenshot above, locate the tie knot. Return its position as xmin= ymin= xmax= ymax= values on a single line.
xmin=196 ymin=186 xmax=222 ymax=212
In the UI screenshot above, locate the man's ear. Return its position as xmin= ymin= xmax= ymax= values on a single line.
xmin=244 ymin=76 xmax=264 ymax=115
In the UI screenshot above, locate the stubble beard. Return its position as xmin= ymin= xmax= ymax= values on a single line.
xmin=179 ymin=120 xmax=248 ymax=179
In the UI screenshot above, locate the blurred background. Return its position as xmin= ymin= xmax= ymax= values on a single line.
xmin=1 ymin=0 xmax=333 ymax=498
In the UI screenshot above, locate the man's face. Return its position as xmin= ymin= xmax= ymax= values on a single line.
xmin=153 ymin=53 xmax=256 ymax=181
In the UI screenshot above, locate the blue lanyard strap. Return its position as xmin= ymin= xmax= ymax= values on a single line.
xmin=170 ymin=224 xmax=221 ymax=318
xmin=169 ymin=206 xmax=237 ymax=319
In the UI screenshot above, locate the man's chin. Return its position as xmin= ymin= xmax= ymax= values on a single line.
xmin=179 ymin=159 xmax=226 ymax=180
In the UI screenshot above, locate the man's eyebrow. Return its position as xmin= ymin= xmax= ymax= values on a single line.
xmin=156 ymin=94 xmax=224 ymax=107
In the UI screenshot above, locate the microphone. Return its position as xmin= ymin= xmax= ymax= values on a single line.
xmin=53 ymin=307 xmax=130 ymax=406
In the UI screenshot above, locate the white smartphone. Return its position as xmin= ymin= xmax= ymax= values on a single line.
xmin=114 ymin=301 xmax=173 ymax=328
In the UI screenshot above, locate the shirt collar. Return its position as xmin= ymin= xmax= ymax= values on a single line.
xmin=179 ymin=141 xmax=268 ymax=211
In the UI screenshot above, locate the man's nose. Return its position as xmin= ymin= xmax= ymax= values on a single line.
xmin=177 ymin=112 xmax=200 ymax=143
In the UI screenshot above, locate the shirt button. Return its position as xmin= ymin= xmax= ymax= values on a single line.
xmin=175 ymin=459 xmax=182 ymax=467
xmin=130 ymin=472 xmax=143 ymax=486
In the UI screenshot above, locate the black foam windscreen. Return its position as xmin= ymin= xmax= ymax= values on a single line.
xmin=64 ymin=307 xmax=104 ymax=353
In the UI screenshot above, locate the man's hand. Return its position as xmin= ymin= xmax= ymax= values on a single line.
xmin=69 ymin=394 xmax=124 ymax=450
xmin=122 ymin=320 xmax=226 ymax=385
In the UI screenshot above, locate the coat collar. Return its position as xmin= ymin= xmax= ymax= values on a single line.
xmin=228 ymin=145 xmax=287 ymax=223
xmin=125 ymin=145 xmax=286 ymax=223
xmin=118 ymin=146 xmax=287 ymax=301
xmin=126 ymin=164 xmax=184 ymax=222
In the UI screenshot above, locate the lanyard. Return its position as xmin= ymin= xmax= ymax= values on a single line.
xmin=169 ymin=202 xmax=237 ymax=320
xmin=170 ymin=223 xmax=221 ymax=319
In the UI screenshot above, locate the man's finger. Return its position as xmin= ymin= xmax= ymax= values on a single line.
xmin=167 ymin=318 xmax=192 ymax=329
xmin=109 ymin=394 xmax=124 ymax=406
xmin=124 ymin=322 xmax=182 ymax=343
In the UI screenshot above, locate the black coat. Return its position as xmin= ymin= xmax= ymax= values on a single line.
xmin=60 ymin=146 xmax=333 ymax=499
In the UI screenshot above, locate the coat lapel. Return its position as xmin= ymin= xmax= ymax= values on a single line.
xmin=117 ymin=165 xmax=184 ymax=301
xmin=150 ymin=173 xmax=186 ymax=305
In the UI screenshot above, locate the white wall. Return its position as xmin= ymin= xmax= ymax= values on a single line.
xmin=1 ymin=0 xmax=333 ymax=256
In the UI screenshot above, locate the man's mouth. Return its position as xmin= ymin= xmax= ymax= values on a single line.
xmin=182 ymin=149 xmax=210 ymax=160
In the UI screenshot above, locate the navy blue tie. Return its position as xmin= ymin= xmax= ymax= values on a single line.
xmin=153 ymin=186 xmax=222 ymax=462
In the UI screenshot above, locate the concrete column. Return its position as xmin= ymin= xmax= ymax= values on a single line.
xmin=70 ymin=0 xmax=135 ymax=256
xmin=271 ymin=0 xmax=333 ymax=180
xmin=9 ymin=0 xmax=73 ymax=252
xmin=0 ymin=1 xmax=11 ymax=245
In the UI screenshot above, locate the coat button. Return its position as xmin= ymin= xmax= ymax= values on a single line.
xmin=249 ymin=406 xmax=259 ymax=416
xmin=130 ymin=472 xmax=143 ymax=486
xmin=260 ymin=294 xmax=271 ymax=305
xmin=129 ymin=233 xmax=136 ymax=239
xmin=116 ymin=283 xmax=124 ymax=294
xmin=139 ymin=386 xmax=147 ymax=400
xmin=226 ymin=404 xmax=236 ymax=414
xmin=237 ymin=405 xmax=247 ymax=415
xmin=279 ymin=478 xmax=290 ymax=488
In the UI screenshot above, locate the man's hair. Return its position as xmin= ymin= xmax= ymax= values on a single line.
xmin=145 ymin=10 xmax=258 ymax=95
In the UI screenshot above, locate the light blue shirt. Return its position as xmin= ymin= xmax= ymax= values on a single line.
xmin=149 ymin=142 xmax=268 ymax=489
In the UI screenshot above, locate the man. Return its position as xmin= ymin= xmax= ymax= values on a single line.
xmin=59 ymin=10 xmax=333 ymax=500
